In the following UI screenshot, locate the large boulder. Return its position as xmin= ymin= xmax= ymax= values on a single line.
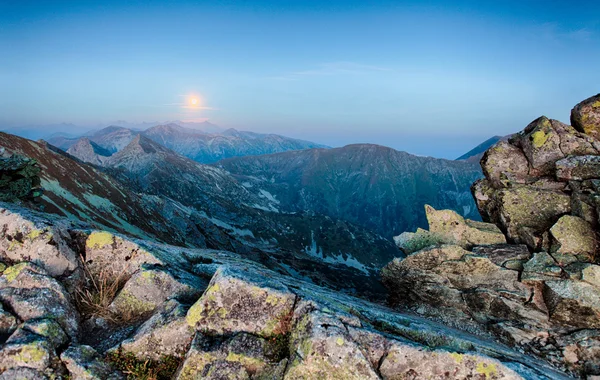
xmin=549 ymin=215 xmax=597 ymax=262
xmin=572 ymin=93 xmax=600 ymax=139
xmin=480 ymin=140 xmax=531 ymax=187
xmin=60 ymin=345 xmax=123 ymax=380
xmin=0 ymin=263 xmax=79 ymax=338
xmin=0 ymin=154 xmax=42 ymax=202
xmin=186 ymin=266 xmax=296 ymax=338
xmin=425 ymin=205 xmax=506 ymax=248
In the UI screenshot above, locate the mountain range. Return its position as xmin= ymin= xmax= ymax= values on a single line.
xmin=48 ymin=123 xmax=328 ymax=164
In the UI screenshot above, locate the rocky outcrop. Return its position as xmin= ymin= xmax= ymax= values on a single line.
xmin=0 ymin=151 xmax=42 ymax=202
xmin=383 ymin=94 xmax=600 ymax=378
xmin=0 ymin=202 xmax=563 ymax=379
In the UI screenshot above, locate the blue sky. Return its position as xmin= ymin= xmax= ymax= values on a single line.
xmin=1 ymin=0 xmax=599 ymax=158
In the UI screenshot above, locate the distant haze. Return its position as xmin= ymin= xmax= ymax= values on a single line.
xmin=2 ymin=0 xmax=600 ymax=158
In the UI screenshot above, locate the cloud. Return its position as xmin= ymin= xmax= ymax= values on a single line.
xmin=270 ymin=61 xmax=392 ymax=81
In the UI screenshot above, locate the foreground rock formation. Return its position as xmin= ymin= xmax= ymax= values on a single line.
xmin=383 ymin=94 xmax=600 ymax=378
xmin=0 ymin=202 xmax=563 ymax=379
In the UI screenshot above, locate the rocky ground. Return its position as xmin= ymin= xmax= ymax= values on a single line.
xmin=0 ymin=93 xmax=599 ymax=379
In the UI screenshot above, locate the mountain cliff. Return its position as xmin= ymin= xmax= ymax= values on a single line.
xmin=217 ymin=143 xmax=484 ymax=239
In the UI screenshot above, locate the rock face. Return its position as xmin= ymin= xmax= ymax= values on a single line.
xmin=0 ymin=202 xmax=563 ymax=379
xmin=383 ymin=94 xmax=600 ymax=378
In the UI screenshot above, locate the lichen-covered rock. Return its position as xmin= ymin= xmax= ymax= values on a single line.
xmin=571 ymin=93 xmax=600 ymax=139
xmin=84 ymin=231 xmax=162 ymax=281
xmin=286 ymin=309 xmax=379 ymax=380
xmin=0 ymin=262 xmax=79 ymax=337
xmin=392 ymin=228 xmax=449 ymax=254
xmin=556 ymin=155 xmax=600 ymax=181
xmin=495 ymin=186 xmax=571 ymax=243
xmin=0 ymin=206 xmax=79 ymax=277
xmin=176 ymin=333 xmax=274 ymax=379
xmin=543 ymin=280 xmax=600 ymax=328
xmin=481 ymin=140 xmax=531 ymax=187
xmin=379 ymin=340 xmax=523 ymax=380
xmin=519 ymin=117 xmax=565 ymax=175
xmin=22 ymin=318 xmax=69 ymax=348
xmin=114 ymin=299 xmax=194 ymax=361
xmin=186 ymin=266 xmax=296 ymax=337
xmin=109 ymin=267 xmax=202 ymax=316
xmin=0 ymin=329 xmax=55 ymax=372
xmin=60 ymin=345 xmax=123 ymax=380
xmin=521 ymin=252 xmax=563 ymax=282
xmin=425 ymin=205 xmax=506 ymax=248
xmin=0 ymin=367 xmax=48 ymax=379
xmin=550 ymin=215 xmax=597 ymax=262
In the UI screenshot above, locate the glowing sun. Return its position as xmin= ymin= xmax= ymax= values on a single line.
xmin=190 ymin=97 xmax=199 ymax=106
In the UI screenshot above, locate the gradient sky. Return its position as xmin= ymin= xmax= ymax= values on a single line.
xmin=1 ymin=0 xmax=600 ymax=158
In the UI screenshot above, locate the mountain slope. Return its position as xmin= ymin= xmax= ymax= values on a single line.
xmin=217 ymin=144 xmax=484 ymax=238
xmin=0 ymin=132 xmax=207 ymax=247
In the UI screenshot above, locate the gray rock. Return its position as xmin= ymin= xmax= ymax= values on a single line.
xmin=60 ymin=345 xmax=123 ymax=380
xmin=556 ymin=155 xmax=600 ymax=181
xmin=550 ymin=215 xmax=597 ymax=262
xmin=0 ymin=329 xmax=55 ymax=372
xmin=481 ymin=140 xmax=531 ymax=187
xmin=571 ymin=93 xmax=600 ymax=140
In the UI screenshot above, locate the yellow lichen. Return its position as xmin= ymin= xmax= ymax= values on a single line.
xmin=186 ymin=301 xmax=205 ymax=327
xmin=266 ymin=294 xmax=280 ymax=306
xmin=27 ymin=229 xmax=43 ymax=240
xmin=336 ymin=337 xmax=344 ymax=346
xmin=217 ymin=307 xmax=228 ymax=318
xmin=226 ymin=352 xmax=265 ymax=369
xmin=476 ymin=361 xmax=498 ymax=377
xmin=141 ymin=270 xmax=155 ymax=280
xmin=592 ymin=100 xmax=600 ymax=108
xmin=86 ymin=231 xmax=114 ymax=249
xmin=450 ymin=352 xmax=464 ymax=364
xmin=16 ymin=344 xmax=47 ymax=364
xmin=3 ymin=263 xmax=28 ymax=282
xmin=531 ymin=130 xmax=550 ymax=148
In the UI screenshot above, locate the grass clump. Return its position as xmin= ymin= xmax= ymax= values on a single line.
xmin=106 ymin=348 xmax=183 ymax=380
xmin=74 ymin=255 xmax=129 ymax=323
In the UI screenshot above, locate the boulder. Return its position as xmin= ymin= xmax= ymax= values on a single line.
xmin=109 ymin=267 xmax=202 ymax=317
xmin=571 ymin=93 xmax=600 ymax=139
xmin=480 ymin=140 xmax=530 ymax=187
xmin=0 ymin=206 xmax=80 ymax=277
xmin=22 ymin=319 xmax=69 ymax=348
xmin=519 ymin=116 xmax=565 ymax=175
xmin=0 ymin=367 xmax=48 ymax=379
xmin=543 ymin=280 xmax=600 ymax=328
xmin=176 ymin=333 xmax=275 ymax=380
xmin=495 ymin=186 xmax=571 ymax=243
xmin=186 ymin=266 xmax=296 ymax=337
xmin=0 ymin=154 xmax=42 ymax=202
xmin=0 ymin=329 xmax=55 ymax=372
xmin=425 ymin=205 xmax=506 ymax=248
xmin=60 ymin=345 xmax=123 ymax=380
xmin=550 ymin=215 xmax=597 ymax=262
xmin=0 ymin=303 xmax=18 ymax=339
xmin=115 ymin=299 xmax=194 ymax=361
xmin=285 ymin=309 xmax=379 ymax=380
xmin=0 ymin=263 xmax=79 ymax=337
xmin=392 ymin=228 xmax=449 ymax=254
xmin=556 ymin=155 xmax=600 ymax=181
xmin=379 ymin=340 xmax=523 ymax=380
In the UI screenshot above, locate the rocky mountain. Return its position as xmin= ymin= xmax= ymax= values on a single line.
xmin=383 ymin=93 xmax=600 ymax=378
xmin=456 ymin=135 xmax=508 ymax=162
xmin=217 ymin=143 xmax=484 ymax=239
xmin=0 ymin=132 xmax=399 ymax=297
xmin=48 ymin=123 xmax=328 ymax=164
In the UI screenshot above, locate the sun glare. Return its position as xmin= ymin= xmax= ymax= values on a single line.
xmin=191 ymin=98 xmax=198 ymax=105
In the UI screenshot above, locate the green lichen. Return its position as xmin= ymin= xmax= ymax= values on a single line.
xmin=217 ymin=307 xmax=228 ymax=318
xmin=335 ymin=337 xmax=344 ymax=346
xmin=0 ymin=262 xmax=6 ymax=273
xmin=16 ymin=344 xmax=47 ymax=364
xmin=476 ymin=361 xmax=498 ymax=377
xmin=531 ymin=130 xmax=550 ymax=148
xmin=113 ymin=290 xmax=155 ymax=315
xmin=141 ymin=270 xmax=156 ymax=280
xmin=86 ymin=231 xmax=114 ymax=249
xmin=226 ymin=352 xmax=265 ymax=369
xmin=266 ymin=294 xmax=280 ymax=306
xmin=3 ymin=262 xmax=28 ymax=282
xmin=27 ymin=229 xmax=43 ymax=240
xmin=186 ymin=301 xmax=205 ymax=327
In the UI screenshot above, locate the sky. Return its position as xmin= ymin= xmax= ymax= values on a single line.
xmin=1 ymin=0 xmax=600 ymax=158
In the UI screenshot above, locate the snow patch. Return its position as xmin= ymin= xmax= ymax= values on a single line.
xmin=258 ymin=189 xmax=280 ymax=204
xmin=304 ymin=232 xmax=369 ymax=274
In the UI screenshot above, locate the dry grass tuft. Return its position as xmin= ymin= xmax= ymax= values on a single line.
xmin=74 ymin=255 xmax=128 ymax=323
